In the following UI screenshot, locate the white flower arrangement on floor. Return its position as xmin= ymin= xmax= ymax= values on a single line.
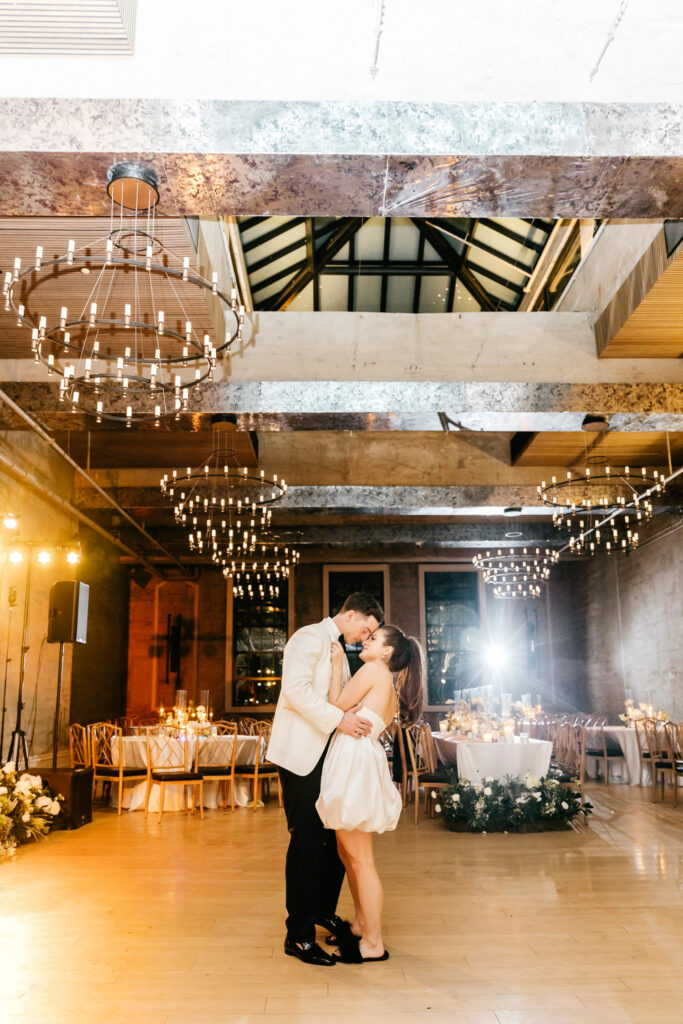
xmin=433 ymin=770 xmax=591 ymax=833
xmin=0 ymin=762 xmax=63 ymax=860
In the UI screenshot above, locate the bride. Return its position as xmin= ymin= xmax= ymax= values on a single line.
xmin=315 ymin=625 xmax=425 ymax=963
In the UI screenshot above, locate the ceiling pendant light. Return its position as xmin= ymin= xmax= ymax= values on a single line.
xmin=537 ymin=460 xmax=664 ymax=554
xmin=4 ymin=161 xmax=244 ymax=424
xmin=472 ymin=547 xmax=559 ymax=599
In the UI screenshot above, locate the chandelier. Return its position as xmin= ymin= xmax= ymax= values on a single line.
xmin=4 ymin=161 xmax=243 ymax=425
xmin=537 ymin=462 xmax=665 ymax=554
xmin=220 ymin=543 xmax=301 ymax=600
xmin=161 ymin=456 xmax=286 ymax=556
xmin=472 ymin=547 xmax=559 ymax=600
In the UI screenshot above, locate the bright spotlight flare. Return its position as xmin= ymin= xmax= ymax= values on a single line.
xmin=4 ymin=161 xmax=245 ymax=426
xmin=484 ymin=644 xmax=507 ymax=668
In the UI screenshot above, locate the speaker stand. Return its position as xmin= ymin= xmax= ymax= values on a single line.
xmin=52 ymin=641 xmax=66 ymax=771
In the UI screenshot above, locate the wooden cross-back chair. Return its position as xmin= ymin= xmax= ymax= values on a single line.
xmin=196 ymin=720 xmax=239 ymax=811
xmin=583 ymin=720 xmax=625 ymax=785
xmin=400 ymin=721 xmax=452 ymax=824
xmin=68 ymin=723 xmax=91 ymax=769
xmin=144 ymin=732 xmax=204 ymax=823
xmin=233 ymin=720 xmax=282 ymax=810
xmin=90 ymin=722 xmax=148 ymax=815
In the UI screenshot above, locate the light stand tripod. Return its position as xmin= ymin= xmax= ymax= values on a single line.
xmin=7 ymin=555 xmax=32 ymax=771
xmin=0 ymin=585 xmax=17 ymax=763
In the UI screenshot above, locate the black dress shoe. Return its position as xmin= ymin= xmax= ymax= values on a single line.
xmin=317 ymin=914 xmax=352 ymax=943
xmin=284 ymin=936 xmax=336 ymax=966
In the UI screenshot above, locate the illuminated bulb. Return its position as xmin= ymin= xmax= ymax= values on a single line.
xmin=9 ymin=550 xmax=22 ymax=564
xmin=145 ymin=245 xmax=152 ymax=270
xmin=89 ymin=302 xmax=97 ymax=326
xmin=183 ymin=256 xmax=189 ymax=280
xmin=13 ymin=256 xmax=21 ymax=279
xmin=157 ymin=310 xmax=165 ymax=334
xmin=96 ymin=400 xmax=103 ymax=423
xmin=3 ymin=514 xmax=18 ymax=529
xmin=67 ymin=239 xmax=75 ymax=264
xmin=37 ymin=549 xmax=52 ymax=565
xmin=66 ymin=549 xmax=80 ymax=565
xmin=124 ymin=303 xmax=131 ymax=327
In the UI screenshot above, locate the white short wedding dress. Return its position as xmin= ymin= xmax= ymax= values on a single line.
xmin=316 ymin=705 xmax=403 ymax=834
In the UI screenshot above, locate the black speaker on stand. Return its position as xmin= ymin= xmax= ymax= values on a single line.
xmin=47 ymin=581 xmax=89 ymax=771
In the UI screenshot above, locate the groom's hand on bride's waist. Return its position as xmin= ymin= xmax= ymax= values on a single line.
xmin=337 ymin=705 xmax=372 ymax=739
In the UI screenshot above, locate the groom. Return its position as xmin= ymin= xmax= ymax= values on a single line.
xmin=267 ymin=591 xmax=384 ymax=966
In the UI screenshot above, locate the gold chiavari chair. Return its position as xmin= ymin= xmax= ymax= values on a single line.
xmin=196 ymin=721 xmax=238 ymax=811
xmin=236 ymin=717 xmax=261 ymax=735
xmin=68 ymin=723 xmax=91 ymax=769
xmin=401 ymin=721 xmax=451 ymax=824
xmin=637 ymin=718 xmax=664 ymax=790
xmin=233 ymin=721 xmax=282 ymax=810
xmin=91 ymin=722 xmax=148 ymax=815
xmin=552 ymin=725 xmax=588 ymax=822
xmin=583 ymin=718 xmax=625 ymax=785
xmin=145 ymin=732 xmax=204 ymax=823
xmin=646 ymin=720 xmax=678 ymax=806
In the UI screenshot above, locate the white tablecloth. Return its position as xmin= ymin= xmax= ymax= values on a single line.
xmin=433 ymin=733 xmax=553 ymax=787
xmin=111 ymin=734 xmax=261 ymax=811
xmin=583 ymin=724 xmax=676 ymax=786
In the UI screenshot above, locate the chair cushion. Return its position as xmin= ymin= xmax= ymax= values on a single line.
xmin=654 ymin=760 xmax=674 ymax=769
xmin=151 ymin=770 xmax=202 ymax=782
xmin=585 ymin=747 xmax=623 ymax=758
xmin=421 ymin=771 xmax=452 ymax=784
xmin=94 ymin=766 xmax=146 ymax=777
xmin=234 ymin=764 xmax=256 ymax=774
xmin=198 ymin=765 xmax=233 ymax=776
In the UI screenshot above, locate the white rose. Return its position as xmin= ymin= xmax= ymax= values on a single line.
xmin=2 ymin=761 xmax=15 ymax=775
xmin=524 ymin=771 xmax=540 ymax=790
xmin=35 ymin=795 xmax=51 ymax=809
xmin=434 ymin=803 xmax=442 ymax=813
xmin=451 ymin=793 xmax=460 ymax=804
xmin=431 ymin=790 xmax=437 ymax=798
xmin=485 ymin=776 xmax=494 ymax=783
xmin=534 ymin=793 xmax=542 ymax=801
xmin=49 ymin=801 xmax=61 ymax=816
xmin=0 ymin=786 xmax=6 ymax=795
xmin=21 ymin=811 xmax=31 ymax=822
xmin=483 ymin=787 xmax=492 ymax=796
xmin=561 ymin=801 xmax=569 ymax=811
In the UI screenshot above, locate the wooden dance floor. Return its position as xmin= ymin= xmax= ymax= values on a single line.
xmin=2 ymin=786 xmax=683 ymax=1024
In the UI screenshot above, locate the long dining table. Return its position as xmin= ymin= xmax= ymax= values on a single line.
xmin=111 ymin=732 xmax=262 ymax=811
xmin=432 ymin=732 xmax=553 ymax=787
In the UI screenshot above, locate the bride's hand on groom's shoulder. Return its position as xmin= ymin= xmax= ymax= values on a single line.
xmin=330 ymin=641 xmax=345 ymax=666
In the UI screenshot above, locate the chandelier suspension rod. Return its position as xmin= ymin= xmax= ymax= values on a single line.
xmin=555 ymin=465 xmax=683 ymax=558
xmin=0 ymin=388 xmax=189 ymax=576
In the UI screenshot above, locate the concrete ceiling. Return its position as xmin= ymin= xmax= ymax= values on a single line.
xmin=0 ymin=5 xmax=681 ymax=561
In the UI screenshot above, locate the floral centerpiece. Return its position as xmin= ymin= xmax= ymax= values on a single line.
xmin=433 ymin=771 xmax=591 ymax=833
xmin=0 ymin=762 xmax=63 ymax=861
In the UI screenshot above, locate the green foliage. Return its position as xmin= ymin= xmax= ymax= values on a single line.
xmin=432 ymin=770 xmax=591 ymax=833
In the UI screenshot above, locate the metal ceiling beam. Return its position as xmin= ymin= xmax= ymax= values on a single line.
xmin=380 ymin=219 xmax=391 ymax=313
xmin=263 ymin=217 xmax=367 ymax=311
xmin=241 ymin=216 xmax=305 ymax=253
xmin=466 ymin=260 xmax=525 ymax=294
xmin=411 ymin=218 xmax=497 ymax=312
xmin=478 ymin=219 xmax=547 ymax=254
xmin=413 ymin=230 xmax=426 ymax=313
xmin=428 ymin=218 xmax=535 ymax=274
xmin=251 ymin=257 xmax=307 ymax=295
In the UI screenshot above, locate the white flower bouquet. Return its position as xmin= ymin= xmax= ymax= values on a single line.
xmin=0 ymin=762 xmax=63 ymax=861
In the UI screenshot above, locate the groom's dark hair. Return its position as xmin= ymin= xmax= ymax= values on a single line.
xmin=339 ymin=591 xmax=384 ymax=623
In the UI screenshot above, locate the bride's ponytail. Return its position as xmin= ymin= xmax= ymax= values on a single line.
xmin=381 ymin=626 xmax=426 ymax=725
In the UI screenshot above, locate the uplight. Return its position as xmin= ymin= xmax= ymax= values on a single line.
xmin=37 ymin=549 xmax=52 ymax=565
xmin=2 ymin=513 xmax=18 ymax=529
xmin=66 ymin=549 xmax=80 ymax=565
xmin=8 ymin=550 xmax=22 ymax=564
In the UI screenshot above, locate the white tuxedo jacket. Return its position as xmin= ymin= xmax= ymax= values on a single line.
xmin=266 ymin=619 xmax=346 ymax=776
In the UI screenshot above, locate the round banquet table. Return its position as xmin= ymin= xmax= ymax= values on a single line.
xmin=432 ymin=732 xmax=553 ymax=787
xmin=583 ymin=723 xmax=676 ymax=786
xmin=111 ymin=734 xmax=262 ymax=811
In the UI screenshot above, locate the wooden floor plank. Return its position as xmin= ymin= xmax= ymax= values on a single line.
xmin=1 ymin=785 xmax=682 ymax=1023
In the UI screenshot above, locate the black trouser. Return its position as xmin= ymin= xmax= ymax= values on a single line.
xmin=278 ymin=744 xmax=346 ymax=944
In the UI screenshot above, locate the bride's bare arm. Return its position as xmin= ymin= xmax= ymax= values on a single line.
xmin=331 ymin=662 xmax=383 ymax=713
xmin=328 ymin=641 xmax=345 ymax=704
